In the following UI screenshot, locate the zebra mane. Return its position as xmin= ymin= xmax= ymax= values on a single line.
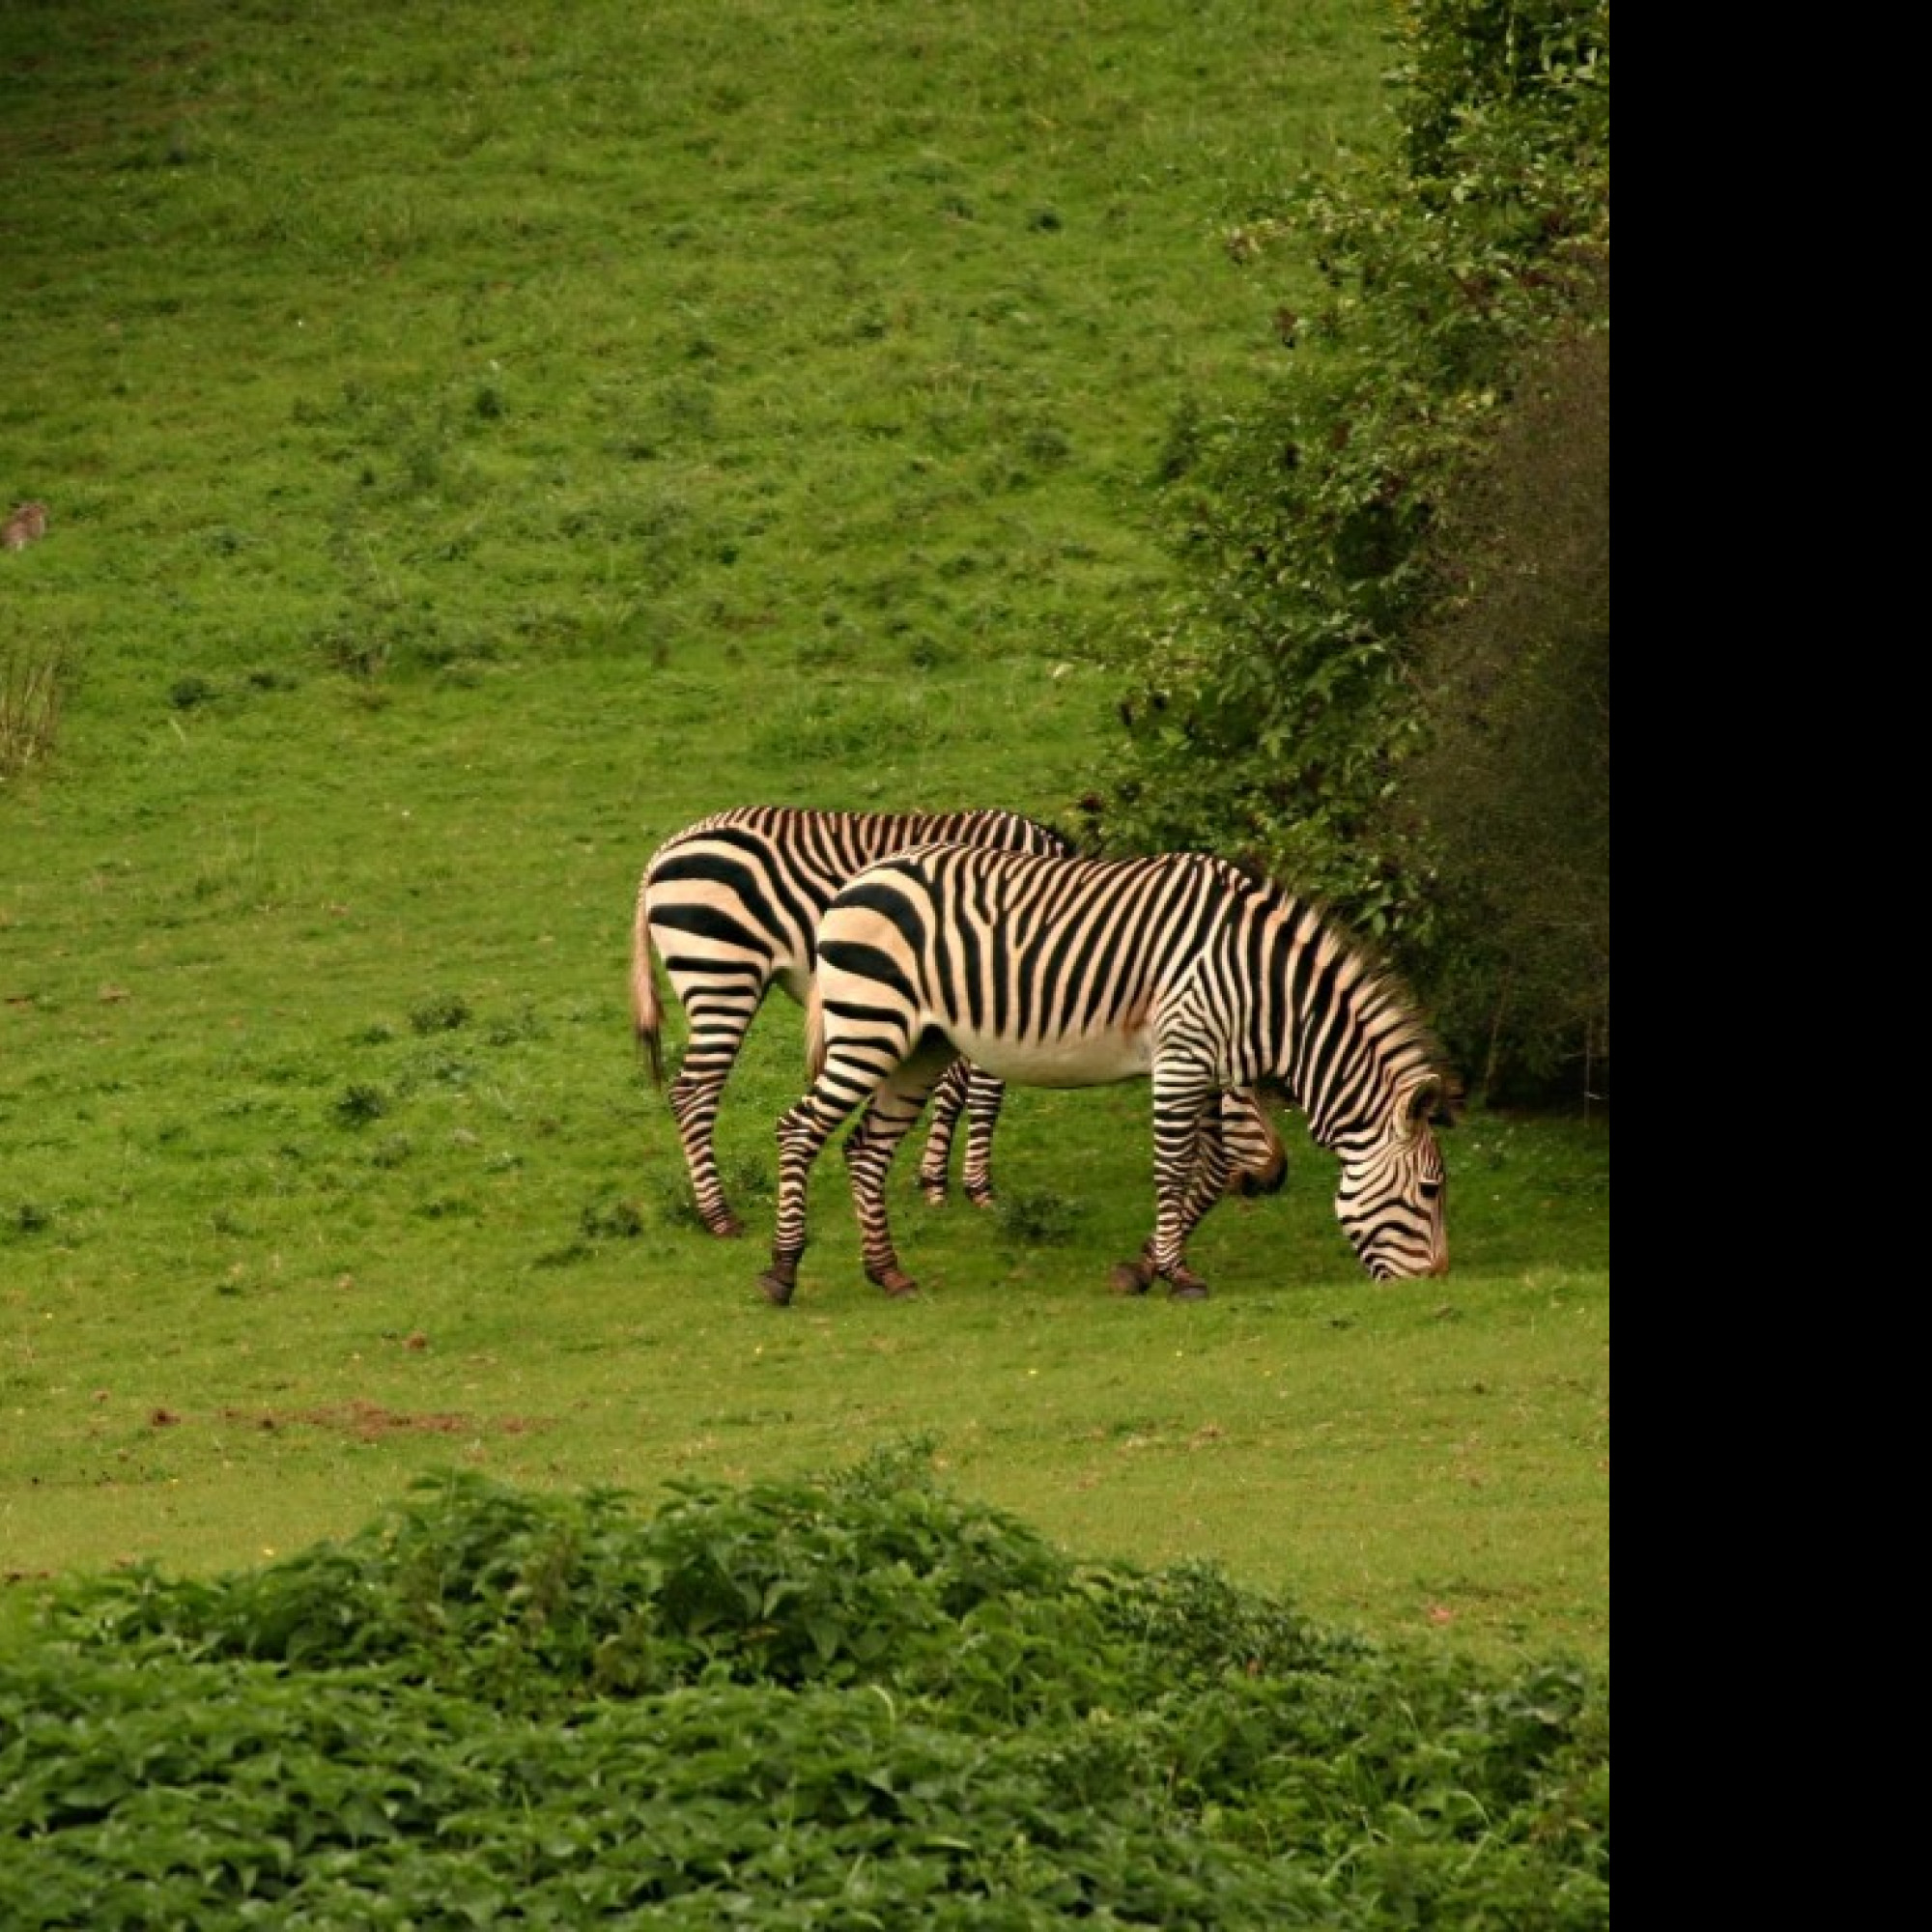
xmin=1242 ymin=865 xmax=1463 ymax=1124
xmin=1355 ymin=959 xmax=1464 ymax=1123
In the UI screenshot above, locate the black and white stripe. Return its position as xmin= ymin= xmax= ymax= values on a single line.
xmin=631 ymin=806 xmax=1071 ymax=1236
xmin=759 ymin=845 xmax=1457 ymax=1302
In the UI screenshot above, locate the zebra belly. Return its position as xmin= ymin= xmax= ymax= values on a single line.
xmin=937 ymin=1019 xmax=1152 ymax=1090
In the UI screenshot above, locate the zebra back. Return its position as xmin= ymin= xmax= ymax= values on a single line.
xmin=663 ymin=804 xmax=1066 ymax=874
xmin=632 ymin=805 xmax=1069 ymax=1080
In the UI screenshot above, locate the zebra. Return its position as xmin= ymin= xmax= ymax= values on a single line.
xmin=757 ymin=844 xmax=1459 ymax=1304
xmin=632 ymin=807 xmax=1062 ymax=1236
xmin=632 ymin=808 xmax=1290 ymax=1238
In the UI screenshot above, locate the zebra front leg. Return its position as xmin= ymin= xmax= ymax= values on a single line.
xmin=1109 ymin=1236 xmax=1208 ymax=1300
xmin=1222 ymin=1089 xmax=1288 ymax=1199
xmin=1112 ymin=1082 xmax=1218 ymax=1299
xmin=759 ymin=1091 xmax=844 ymax=1306
xmin=847 ymin=1061 xmax=949 ymax=1296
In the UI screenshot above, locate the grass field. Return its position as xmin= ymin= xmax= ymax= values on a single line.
xmin=2 ymin=0 xmax=1607 ymax=1670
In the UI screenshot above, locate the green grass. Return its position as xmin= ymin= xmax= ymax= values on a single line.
xmin=2 ymin=0 xmax=1606 ymax=1673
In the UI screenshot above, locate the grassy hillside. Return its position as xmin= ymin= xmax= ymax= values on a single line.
xmin=2 ymin=0 xmax=1608 ymax=1669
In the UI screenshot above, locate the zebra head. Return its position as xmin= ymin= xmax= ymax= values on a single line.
xmin=1333 ymin=1073 xmax=1451 ymax=1281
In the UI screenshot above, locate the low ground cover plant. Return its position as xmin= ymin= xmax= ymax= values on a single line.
xmin=3 ymin=1445 xmax=1606 ymax=1928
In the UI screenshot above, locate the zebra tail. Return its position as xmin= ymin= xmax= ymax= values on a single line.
xmin=804 ymin=979 xmax=828 ymax=1083
xmin=630 ymin=870 xmax=665 ymax=1088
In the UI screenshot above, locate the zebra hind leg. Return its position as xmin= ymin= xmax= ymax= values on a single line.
xmin=958 ymin=1065 xmax=1006 ymax=1208
xmin=759 ymin=1093 xmax=843 ymax=1306
xmin=668 ymin=1068 xmax=746 ymax=1237
xmin=846 ymin=1063 xmax=949 ymax=1296
xmin=916 ymin=1059 xmax=972 ymax=1208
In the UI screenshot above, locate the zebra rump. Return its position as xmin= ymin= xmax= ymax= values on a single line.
xmin=761 ymin=843 xmax=1459 ymax=1303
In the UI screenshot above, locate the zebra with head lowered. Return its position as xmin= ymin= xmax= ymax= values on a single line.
xmin=633 ymin=808 xmax=1289 ymax=1238
xmin=631 ymin=806 xmax=1292 ymax=1239
xmin=758 ymin=844 xmax=1459 ymax=1304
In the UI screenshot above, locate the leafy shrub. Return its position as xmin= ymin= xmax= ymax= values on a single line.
xmin=579 ymin=1193 xmax=644 ymax=1240
xmin=8 ymin=1200 xmax=53 ymax=1236
xmin=1388 ymin=318 xmax=1609 ymax=1103
xmin=9 ymin=1445 xmax=1608 ymax=1928
xmin=168 ymin=675 xmax=218 ymax=710
xmin=992 ymin=1188 xmax=1085 ymax=1246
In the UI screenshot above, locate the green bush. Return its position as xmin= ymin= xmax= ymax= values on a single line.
xmin=6 ymin=1448 xmax=1608 ymax=1928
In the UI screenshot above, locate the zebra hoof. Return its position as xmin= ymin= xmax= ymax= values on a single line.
xmin=1167 ymin=1275 xmax=1210 ymax=1302
xmin=757 ymin=1267 xmax=796 ymax=1307
xmin=705 ymin=1212 xmax=747 ymax=1239
xmin=869 ymin=1267 xmax=920 ymax=1298
xmin=964 ymin=1185 xmax=996 ymax=1210
xmin=1231 ymin=1168 xmax=1287 ymax=1200
xmin=1109 ymin=1261 xmax=1153 ymax=1296
xmin=920 ymin=1182 xmax=950 ymax=1208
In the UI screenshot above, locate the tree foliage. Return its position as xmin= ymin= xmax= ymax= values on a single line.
xmin=1092 ymin=0 xmax=1609 ymax=1106
xmin=1393 ymin=314 xmax=1608 ymax=1103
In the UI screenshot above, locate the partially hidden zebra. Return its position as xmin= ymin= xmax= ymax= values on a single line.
xmin=758 ymin=844 xmax=1459 ymax=1304
xmin=632 ymin=808 xmax=1290 ymax=1238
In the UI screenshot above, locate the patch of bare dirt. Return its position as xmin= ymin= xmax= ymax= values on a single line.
xmin=215 ymin=1401 xmax=551 ymax=1442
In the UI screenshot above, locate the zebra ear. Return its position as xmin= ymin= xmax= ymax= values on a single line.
xmin=1404 ymin=1076 xmax=1445 ymax=1135
xmin=1406 ymin=1073 xmax=1464 ymax=1130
